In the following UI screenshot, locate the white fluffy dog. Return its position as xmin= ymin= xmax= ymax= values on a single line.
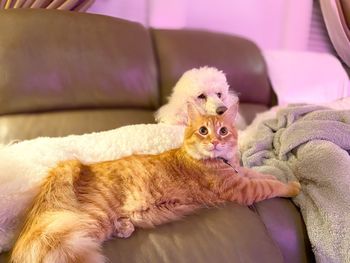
xmin=155 ymin=67 xmax=246 ymax=129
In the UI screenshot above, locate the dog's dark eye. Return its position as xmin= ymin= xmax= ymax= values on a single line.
xmin=197 ymin=94 xmax=206 ymax=100
xmin=217 ymin=93 xmax=222 ymax=98
xmin=219 ymin=127 xmax=228 ymax=136
xmin=199 ymin=126 xmax=208 ymax=135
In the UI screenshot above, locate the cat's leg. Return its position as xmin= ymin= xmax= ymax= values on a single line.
xmin=238 ymin=166 xmax=278 ymax=180
xmin=114 ymin=217 xmax=135 ymax=238
xmin=219 ymin=177 xmax=300 ymax=206
xmin=227 ymin=151 xmax=276 ymax=180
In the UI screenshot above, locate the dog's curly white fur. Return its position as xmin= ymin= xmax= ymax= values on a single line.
xmin=155 ymin=67 xmax=246 ymax=129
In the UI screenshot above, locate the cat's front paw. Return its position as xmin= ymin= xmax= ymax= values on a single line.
xmin=285 ymin=181 xmax=301 ymax=197
xmin=114 ymin=217 xmax=135 ymax=238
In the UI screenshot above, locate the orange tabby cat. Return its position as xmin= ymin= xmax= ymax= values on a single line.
xmin=11 ymin=104 xmax=300 ymax=263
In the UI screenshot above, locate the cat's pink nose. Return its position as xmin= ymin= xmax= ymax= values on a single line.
xmin=212 ymin=140 xmax=219 ymax=146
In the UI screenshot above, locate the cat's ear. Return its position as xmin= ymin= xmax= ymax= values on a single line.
xmin=223 ymin=103 xmax=238 ymax=121
xmin=187 ymin=103 xmax=201 ymax=123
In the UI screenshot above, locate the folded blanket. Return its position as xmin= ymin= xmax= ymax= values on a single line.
xmin=240 ymin=104 xmax=350 ymax=263
xmin=0 ymin=124 xmax=185 ymax=253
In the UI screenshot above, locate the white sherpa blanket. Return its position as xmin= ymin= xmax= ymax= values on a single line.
xmin=239 ymin=103 xmax=350 ymax=263
xmin=0 ymin=124 xmax=185 ymax=253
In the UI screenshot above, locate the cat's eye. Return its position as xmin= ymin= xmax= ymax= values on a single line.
xmin=198 ymin=126 xmax=208 ymax=135
xmin=197 ymin=94 xmax=206 ymax=100
xmin=219 ymin=127 xmax=228 ymax=136
xmin=217 ymin=92 xmax=222 ymax=98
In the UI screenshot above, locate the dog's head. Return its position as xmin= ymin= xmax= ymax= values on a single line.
xmin=174 ymin=67 xmax=239 ymax=119
xmin=155 ymin=67 xmax=239 ymax=125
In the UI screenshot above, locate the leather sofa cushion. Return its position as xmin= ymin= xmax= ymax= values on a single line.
xmin=0 ymin=9 xmax=158 ymax=115
xmin=0 ymin=201 xmax=313 ymax=263
xmin=0 ymin=109 xmax=155 ymax=144
xmin=102 ymin=204 xmax=285 ymax=263
xmin=152 ymin=29 xmax=272 ymax=106
xmin=239 ymin=103 xmax=268 ymax=124
xmin=254 ymin=199 xmax=314 ymax=263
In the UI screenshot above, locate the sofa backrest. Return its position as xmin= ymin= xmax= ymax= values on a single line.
xmin=152 ymin=29 xmax=271 ymax=106
xmin=0 ymin=9 xmax=272 ymax=143
xmin=0 ymin=9 xmax=159 ymax=115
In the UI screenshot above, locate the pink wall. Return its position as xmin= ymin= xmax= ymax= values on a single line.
xmin=88 ymin=0 xmax=349 ymax=101
xmin=185 ymin=0 xmax=286 ymax=49
xmin=88 ymin=0 xmax=313 ymax=50
xmin=148 ymin=0 xmax=187 ymax=28
xmin=88 ymin=0 xmax=147 ymax=24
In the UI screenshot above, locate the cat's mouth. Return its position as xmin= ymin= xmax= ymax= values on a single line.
xmin=187 ymin=144 xmax=233 ymax=160
xmin=207 ymin=144 xmax=222 ymax=151
xmin=203 ymin=147 xmax=224 ymax=158
xmin=202 ymin=145 xmax=235 ymax=160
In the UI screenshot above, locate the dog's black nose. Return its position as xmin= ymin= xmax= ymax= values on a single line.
xmin=216 ymin=106 xmax=227 ymax=115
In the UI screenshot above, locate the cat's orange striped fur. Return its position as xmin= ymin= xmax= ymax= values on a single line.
xmin=11 ymin=104 xmax=300 ymax=263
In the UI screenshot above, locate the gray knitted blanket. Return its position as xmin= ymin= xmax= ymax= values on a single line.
xmin=240 ymin=104 xmax=350 ymax=263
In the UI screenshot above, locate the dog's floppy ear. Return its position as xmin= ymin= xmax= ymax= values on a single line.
xmin=223 ymin=103 xmax=238 ymax=122
xmin=187 ymin=103 xmax=201 ymax=123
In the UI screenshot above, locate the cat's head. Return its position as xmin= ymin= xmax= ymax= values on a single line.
xmin=183 ymin=103 xmax=238 ymax=160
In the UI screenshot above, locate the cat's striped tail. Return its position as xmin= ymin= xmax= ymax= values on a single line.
xmin=11 ymin=211 xmax=105 ymax=263
xmin=11 ymin=160 xmax=106 ymax=263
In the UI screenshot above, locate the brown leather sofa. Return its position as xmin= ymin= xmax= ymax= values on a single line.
xmin=0 ymin=9 xmax=314 ymax=263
